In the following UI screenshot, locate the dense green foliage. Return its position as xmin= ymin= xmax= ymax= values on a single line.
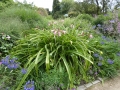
xmin=76 ymin=14 xmax=93 ymax=23
xmin=0 ymin=0 xmax=14 ymax=11
xmin=60 ymin=0 xmax=74 ymax=15
xmin=52 ymin=0 xmax=61 ymax=19
xmin=0 ymin=2 xmax=48 ymax=60
xmin=0 ymin=1 xmax=120 ymax=90
xmin=0 ymin=33 xmax=14 ymax=59
xmin=0 ymin=6 xmax=48 ymax=29
xmin=11 ymin=29 xmax=94 ymax=89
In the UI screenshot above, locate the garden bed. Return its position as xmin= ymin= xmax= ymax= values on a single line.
xmin=0 ymin=2 xmax=120 ymax=90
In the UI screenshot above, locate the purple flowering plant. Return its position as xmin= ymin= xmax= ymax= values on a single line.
xmin=1 ymin=55 xmax=20 ymax=69
xmin=24 ymin=80 xmax=35 ymax=90
xmin=107 ymin=59 xmax=114 ymax=64
xmin=21 ymin=68 xmax=27 ymax=74
xmin=0 ymin=55 xmax=22 ymax=89
xmin=95 ymin=10 xmax=120 ymax=39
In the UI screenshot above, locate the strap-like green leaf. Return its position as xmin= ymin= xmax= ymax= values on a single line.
xmin=73 ymin=51 xmax=93 ymax=64
xmin=61 ymin=55 xmax=72 ymax=82
xmin=45 ymin=45 xmax=50 ymax=71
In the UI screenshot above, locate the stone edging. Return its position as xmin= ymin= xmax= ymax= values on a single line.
xmin=77 ymin=71 xmax=120 ymax=90
xmin=77 ymin=77 xmax=104 ymax=90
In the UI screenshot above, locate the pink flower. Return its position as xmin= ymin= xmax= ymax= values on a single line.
xmin=89 ymin=34 xmax=93 ymax=38
xmin=58 ymin=31 xmax=61 ymax=36
xmin=51 ymin=29 xmax=66 ymax=36
xmin=62 ymin=30 xmax=66 ymax=34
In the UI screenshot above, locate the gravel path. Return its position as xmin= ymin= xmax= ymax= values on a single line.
xmin=86 ymin=75 xmax=120 ymax=90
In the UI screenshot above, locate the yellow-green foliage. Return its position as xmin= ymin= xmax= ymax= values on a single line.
xmin=68 ymin=11 xmax=79 ymax=17
xmin=76 ymin=14 xmax=93 ymax=22
xmin=37 ymin=7 xmax=48 ymax=16
xmin=118 ymin=9 xmax=120 ymax=19
xmin=0 ymin=6 xmax=48 ymax=29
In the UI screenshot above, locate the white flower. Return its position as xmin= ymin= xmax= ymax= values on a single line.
xmin=89 ymin=34 xmax=93 ymax=38
xmin=6 ymin=35 xmax=11 ymax=40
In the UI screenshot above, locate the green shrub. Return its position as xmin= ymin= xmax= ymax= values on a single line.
xmin=11 ymin=29 xmax=94 ymax=89
xmin=104 ymin=12 xmax=113 ymax=20
xmin=0 ymin=33 xmax=14 ymax=59
xmin=88 ymin=35 xmax=120 ymax=78
xmin=93 ymin=15 xmax=105 ymax=25
xmin=0 ymin=64 xmax=19 ymax=90
xmin=0 ymin=17 xmax=29 ymax=39
xmin=52 ymin=11 xmax=62 ymax=19
xmin=46 ymin=15 xmax=53 ymax=20
xmin=62 ymin=18 xmax=75 ymax=27
xmin=68 ymin=11 xmax=79 ymax=17
xmin=37 ymin=7 xmax=48 ymax=16
xmin=74 ymin=19 xmax=93 ymax=31
xmin=76 ymin=14 xmax=93 ymax=23
xmin=0 ymin=6 xmax=48 ymax=29
xmin=0 ymin=0 xmax=14 ymax=12
xmin=118 ymin=9 xmax=120 ymax=20
xmin=92 ymin=14 xmax=112 ymax=26
xmin=35 ymin=69 xmax=68 ymax=90
xmin=0 ymin=2 xmax=6 ymax=12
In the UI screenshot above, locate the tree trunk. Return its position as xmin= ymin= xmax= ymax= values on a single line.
xmin=95 ymin=0 xmax=99 ymax=15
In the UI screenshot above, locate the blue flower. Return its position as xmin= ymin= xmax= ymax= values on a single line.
xmin=94 ymin=71 xmax=98 ymax=75
xmin=1 ymin=55 xmax=10 ymax=66
xmin=7 ymin=62 xmax=19 ymax=69
xmin=24 ymin=80 xmax=35 ymax=90
xmin=1 ymin=55 xmax=19 ymax=69
xmin=101 ymin=36 xmax=106 ymax=40
xmin=98 ymin=62 xmax=102 ymax=66
xmin=109 ymin=20 xmax=115 ymax=23
xmin=100 ymin=41 xmax=105 ymax=45
xmin=93 ymin=53 xmax=99 ymax=57
xmin=21 ymin=68 xmax=27 ymax=74
xmin=97 ymin=24 xmax=101 ymax=27
xmin=107 ymin=59 xmax=114 ymax=64
xmin=9 ymin=58 xmax=17 ymax=63
xmin=57 ymin=87 xmax=60 ymax=90
xmin=92 ymin=25 xmax=96 ymax=29
xmin=117 ymin=52 xmax=120 ymax=56
xmin=99 ymin=56 xmax=103 ymax=60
